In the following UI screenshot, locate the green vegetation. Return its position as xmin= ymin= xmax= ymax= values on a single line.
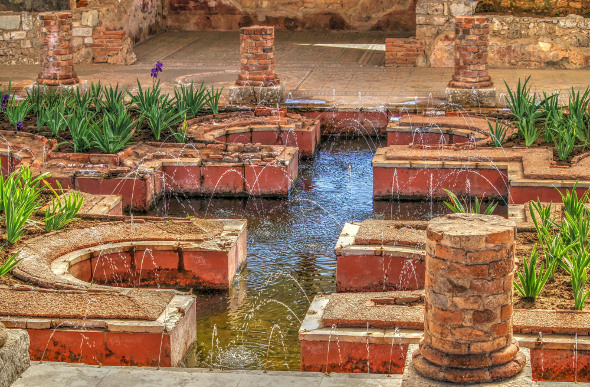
xmin=518 ymin=183 xmax=590 ymax=310
xmin=501 ymin=78 xmax=590 ymax=161
xmin=443 ymin=189 xmax=498 ymax=215
xmin=44 ymin=181 xmax=84 ymax=232
xmin=1 ymin=76 xmax=224 ymax=155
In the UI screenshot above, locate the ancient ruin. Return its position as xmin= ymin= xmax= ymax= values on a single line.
xmin=1 ymin=0 xmax=590 ymax=386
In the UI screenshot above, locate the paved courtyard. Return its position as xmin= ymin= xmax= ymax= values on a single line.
xmin=2 ymin=31 xmax=590 ymax=107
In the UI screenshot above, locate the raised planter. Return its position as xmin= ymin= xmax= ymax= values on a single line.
xmin=299 ymin=292 xmax=590 ymax=382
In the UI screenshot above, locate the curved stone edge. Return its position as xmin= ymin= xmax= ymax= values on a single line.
xmin=12 ymin=219 xmax=246 ymax=292
xmin=0 ymin=329 xmax=30 ymax=387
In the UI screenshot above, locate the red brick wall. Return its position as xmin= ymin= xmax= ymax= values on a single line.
xmin=92 ymin=27 xmax=126 ymax=64
xmin=385 ymin=38 xmax=424 ymax=67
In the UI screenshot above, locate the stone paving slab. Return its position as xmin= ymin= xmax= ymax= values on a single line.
xmin=12 ymin=362 xmax=403 ymax=387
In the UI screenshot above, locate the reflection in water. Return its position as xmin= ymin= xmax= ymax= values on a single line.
xmin=148 ymin=136 xmax=500 ymax=370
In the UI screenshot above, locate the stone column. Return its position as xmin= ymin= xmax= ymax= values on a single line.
xmin=36 ymin=12 xmax=80 ymax=87
xmin=412 ymin=213 xmax=525 ymax=383
xmin=445 ymin=16 xmax=496 ymax=107
xmin=229 ymin=26 xmax=284 ymax=105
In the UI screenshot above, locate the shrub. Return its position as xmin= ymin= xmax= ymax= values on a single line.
xmin=0 ymin=166 xmax=48 ymax=244
xmin=443 ymin=189 xmax=497 ymax=215
xmin=0 ymin=252 xmax=21 ymax=277
xmin=91 ymin=108 xmax=135 ymax=154
xmin=65 ymin=110 xmax=95 ymax=153
xmin=487 ymin=118 xmax=509 ymax=147
xmin=504 ymin=77 xmax=544 ymax=146
xmin=41 ymin=104 xmax=68 ymax=137
xmin=206 ymin=86 xmax=223 ymax=115
xmin=171 ymin=115 xmax=189 ymax=143
xmin=3 ymin=97 xmax=32 ymax=131
xmin=514 ymin=244 xmax=551 ymax=299
xmin=44 ymin=181 xmax=83 ymax=232
xmin=552 ymin=119 xmax=578 ymax=161
xmin=174 ymin=82 xmax=208 ymax=117
xmin=143 ymin=96 xmax=187 ymax=141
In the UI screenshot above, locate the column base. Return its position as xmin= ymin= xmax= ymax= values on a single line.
xmin=27 ymin=81 xmax=88 ymax=96
xmin=229 ymin=84 xmax=285 ymax=105
xmin=446 ymin=86 xmax=497 ymax=108
xmin=412 ymin=349 xmax=526 ymax=384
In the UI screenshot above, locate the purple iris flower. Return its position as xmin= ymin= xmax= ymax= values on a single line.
xmin=150 ymin=68 xmax=158 ymax=78
xmin=155 ymin=61 xmax=163 ymax=72
xmin=16 ymin=121 xmax=23 ymax=131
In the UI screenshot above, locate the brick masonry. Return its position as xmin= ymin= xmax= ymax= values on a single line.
xmin=92 ymin=27 xmax=133 ymax=64
xmin=385 ymin=38 xmax=425 ymax=67
xmin=412 ymin=213 xmax=525 ymax=383
xmin=36 ymin=11 xmax=79 ymax=86
xmin=235 ymin=26 xmax=280 ymax=87
xmin=448 ymin=15 xmax=493 ymax=89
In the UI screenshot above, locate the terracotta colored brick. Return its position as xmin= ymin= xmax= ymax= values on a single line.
xmin=431 ymin=307 xmax=463 ymax=325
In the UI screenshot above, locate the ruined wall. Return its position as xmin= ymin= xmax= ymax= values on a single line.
xmin=165 ymin=0 xmax=418 ymax=32
xmin=84 ymin=0 xmax=164 ymax=44
xmin=476 ymin=0 xmax=590 ymax=17
xmin=417 ymin=0 xmax=590 ymax=69
xmin=0 ymin=0 xmax=69 ymax=12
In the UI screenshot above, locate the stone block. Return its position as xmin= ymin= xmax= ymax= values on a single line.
xmin=72 ymin=27 xmax=93 ymax=37
xmin=446 ymin=87 xmax=497 ymax=107
xmin=81 ymin=10 xmax=99 ymax=27
xmin=229 ymin=84 xmax=285 ymax=105
xmin=10 ymin=31 xmax=26 ymax=40
xmin=21 ymin=13 xmax=33 ymax=31
xmin=0 ymin=15 xmax=20 ymax=30
xmin=0 ymin=329 xmax=30 ymax=387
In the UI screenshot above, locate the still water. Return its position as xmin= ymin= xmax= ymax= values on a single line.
xmin=148 ymin=136 xmax=457 ymax=370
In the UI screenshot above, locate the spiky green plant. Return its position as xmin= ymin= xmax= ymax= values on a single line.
xmin=514 ymin=244 xmax=551 ymax=299
xmin=44 ymin=181 xmax=83 ymax=232
xmin=443 ymin=189 xmax=497 ymax=215
xmin=0 ymin=252 xmax=21 ymax=277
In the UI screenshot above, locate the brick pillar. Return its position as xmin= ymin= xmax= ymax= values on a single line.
xmin=448 ymin=16 xmax=492 ymax=89
xmin=230 ymin=26 xmax=283 ymax=104
xmin=36 ymin=12 xmax=79 ymax=86
xmin=236 ymin=26 xmax=280 ymax=87
xmin=445 ymin=16 xmax=496 ymax=107
xmin=412 ymin=213 xmax=525 ymax=383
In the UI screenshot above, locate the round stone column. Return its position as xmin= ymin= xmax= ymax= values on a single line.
xmin=413 ymin=213 xmax=525 ymax=383
xmin=36 ymin=12 xmax=80 ymax=87
xmin=445 ymin=16 xmax=496 ymax=107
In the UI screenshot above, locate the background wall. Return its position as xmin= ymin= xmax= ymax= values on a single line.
xmin=475 ymin=0 xmax=590 ymax=17
xmin=0 ymin=0 xmax=69 ymax=12
xmin=165 ymin=0 xmax=418 ymax=33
